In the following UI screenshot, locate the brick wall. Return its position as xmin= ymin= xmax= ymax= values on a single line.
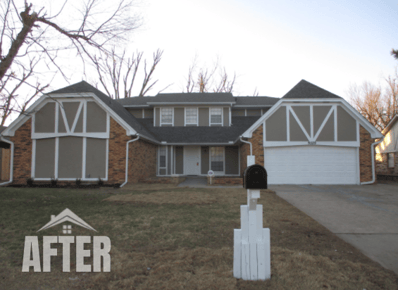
xmin=108 ymin=117 xmax=157 ymax=184
xmin=1 ymin=148 xmax=11 ymax=181
xmin=240 ymin=124 xmax=264 ymax=175
xmin=359 ymin=125 xmax=375 ymax=183
xmin=10 ymin=119 xmax=32 ymax=184
xmin=128 ymin=139 xmax=157 ymax=183
xmin=376 ymin=152 xmax=398 ymax=175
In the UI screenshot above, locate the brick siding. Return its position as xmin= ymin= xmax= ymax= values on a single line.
xmin=240 ymin=124 xmax=264 ymax=175
xmin=10 ymin=119 xmax=32 ymax=184
xmin=128 ymin=138 xmax=157 ymax=183
xmin=359 ymin=125 xmax=376 ymax=183
xmin=376 ymin=152 xmax=398 ymax=175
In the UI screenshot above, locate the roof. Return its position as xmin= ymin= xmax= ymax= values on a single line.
xmin=117 ymin=92 xmax=236 ymax=106
xmin=0 ymin=126 xmax=6 ymax=134
xmin=137 ymin=116 xmax=260 ymax=144
xmin=234 ymin=96 xmax=279 ymax=107
xmin=382 ymin=114 xmax=398 ymax=134
xmin=49 ymin=81 xmax=158 ymax=142
xmin=282 ymin=79 xmax=342 ymax=99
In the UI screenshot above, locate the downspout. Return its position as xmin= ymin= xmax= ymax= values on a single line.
xmin=0 ymin=136 xmax=14 ymax=186
xmin=240 ymin=136 xmax=252 ymax=155
xmin=120 ymin=134 xmax=140 ymax=188
xmin=361 ymin=137 xmax=384 ymax=185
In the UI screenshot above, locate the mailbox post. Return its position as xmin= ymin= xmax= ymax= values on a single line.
xmin=233 ymin=155 xmax=271 ymax=281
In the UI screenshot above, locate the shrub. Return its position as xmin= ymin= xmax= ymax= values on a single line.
xmin=26 ymin=178 xmax=34 ymax=187
xmin=50 ymin=177 xmax=58 ymax=187
xmin=75 ymin=178 xmax=82 ymax=186
xmin=98 ymin=177 xmax=104 ymax=186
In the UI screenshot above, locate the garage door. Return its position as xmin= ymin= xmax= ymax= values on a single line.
xmin=264 ymin=146 xmax=358 ymax=184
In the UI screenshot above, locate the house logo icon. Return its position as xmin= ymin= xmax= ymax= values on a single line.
xmin=23 ymin=208 xmax=111 ymax=273
xmin=37 ymin=208 xmax=97 ymax=234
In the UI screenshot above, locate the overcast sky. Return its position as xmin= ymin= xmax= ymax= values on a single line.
xmin=105 ymin=0 xmax=397 ymax=100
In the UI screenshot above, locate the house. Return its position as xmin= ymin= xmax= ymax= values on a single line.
xmin=0 ymin=79 xmax=383 ymax=186
xmin=376 ymin=114 xmax=398 ymax=176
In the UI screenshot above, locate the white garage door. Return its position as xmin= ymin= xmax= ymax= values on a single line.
xmin=264 ymin=146 xmax=358 ymax=185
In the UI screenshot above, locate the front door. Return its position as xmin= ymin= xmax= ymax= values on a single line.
xmin=184 ymin=146 xmax=201 ymax=175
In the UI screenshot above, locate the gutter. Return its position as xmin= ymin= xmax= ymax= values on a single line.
xmin=239 ymin=136 xmax=252 ymax=155
xmin=361 ymin=137 xmax=384 ymax=185
xmin=120 ymin=134 xmax=140 ymax=188
xmin=0 ymin=136 xmax=14 ymax=186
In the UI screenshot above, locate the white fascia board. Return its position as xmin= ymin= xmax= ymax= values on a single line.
xmin=147 ymin=102 xmax=236 ymax=105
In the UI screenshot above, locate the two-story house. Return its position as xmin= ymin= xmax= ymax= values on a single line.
xmin=0 ymin=80 xmax=383 ymax=186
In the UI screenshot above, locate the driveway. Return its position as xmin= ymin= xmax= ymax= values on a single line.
xmin=269 ymin=183 xmax=398 ymax=275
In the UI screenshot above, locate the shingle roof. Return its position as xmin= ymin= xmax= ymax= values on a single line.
xmin=282 ymin=79 xmax=341 ymax=99
xmin=117 ymin=92 xmax=236 ymax=106
xmin=137 ymin=116 xmax=259 ymax=144
xmin=0 ymin=125 xmax=6 ymax=134
xmin=48 ymin=81 xmax=158 ymax=142
xmin=234 ymin=96 xmax=279 ymax=107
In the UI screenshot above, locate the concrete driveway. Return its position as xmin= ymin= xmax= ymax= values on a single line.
xmin=269 ymin=183 xmax=398 ymax=275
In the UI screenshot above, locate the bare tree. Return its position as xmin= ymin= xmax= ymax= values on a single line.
xmin=0 ymin=0 xmax=140 ymax=124
xmin=184 ymin=58 xmax=236 ymax=93
xmin=92 ymin=48 xmax=166 ymax=99
xmin=349 ymin=72 xmax=398 ymax=131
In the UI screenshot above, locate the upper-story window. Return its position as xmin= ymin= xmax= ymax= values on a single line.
xmin=210 ymin=108 xmax=222 ymax=126
xmin=161 ymin=108 xmax=173 ymax=126
xmin=185 ymin=108 xmax=198 ymax=125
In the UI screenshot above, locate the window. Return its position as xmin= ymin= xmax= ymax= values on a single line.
xmin=210 ymin=108 xmax=222 ymax=125
xmin=185 ymin=108 xmax=198 ymax=125
xmin=388 ymin=153 xmax=395 ymax=168
xmin=161 ymin=108 xmax=173 ymax=125
xmin=159 ymin=146 xmax=166 ymax=168
xmin=210 ymin=147 xmax=224 ymax=172
xmin=63 ymin=225 xmax=72 ymax=234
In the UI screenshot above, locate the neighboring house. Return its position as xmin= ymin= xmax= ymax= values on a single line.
xmin=376 ymin=114 xmax=398 ymax=175
xmin=0 ymin=79 xmax=383 ymax=186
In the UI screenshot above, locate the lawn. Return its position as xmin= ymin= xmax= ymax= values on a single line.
xmin=0 ymin=184 xmax=397 ymax=289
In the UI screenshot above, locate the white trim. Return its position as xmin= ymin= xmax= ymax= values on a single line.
xmin=313 ymin=106 xmax=334 ymax=140
xmin=154 ymin=107 xmax=156 ymax=126
xmin=209 ymin=146 xmax=225 ymax=175
xmin=357 ymin=121 xmax=360 ymax=143
xmin=160 ymin=107 xmax=174 ymax=126
xmin=334 ymin=105 xmax=338 ymax=141
xmin=59 ymin=102 xmax=70 ymax=133
xmin=82 ymin=137 xmax=87 ymax=178
xmin=158 ymin=145 xmax=167 ymax=175
xmin=71 ymin=102 xmax=84 ymax=133
xmin=229 ymin=107 xmax=232 ymax=126
xmin=310 ymin=105 xmax=314 ymax=139
xmin=242 ymin=98 xmax=383 ymax=139
xmin=289 ymin=107 xmax=311 ymax=141
xmin=31 ymin=139 xmax=36 ymax=178
xmin=142 ymin=108 xmax=145 ymax=118
xmin=234 ymin=105 xmax=274 ymax=108
xmin=209 ymin=107 xmax=223 ymax=126
xmin=263 ymin=141 xmax=359 ymax=147
xmin=54 ymin=102 xmax=58 ymax=134
xmin=32 ymin=132 xmax=109 ymax=139
xmin=83 ymin=100 xmax=87 ymax=133
xmin=245 ymin=109 xmax=247 ymax=117
xmin=185 ymin=107 xmax=199 ymax=126
xmin=356 ymin=147 xmax=360 ymax=184
xmin=286 ymin=105 xmax=290 ymax=142
xmin=55 ymin=137 xmax=59 ymax=179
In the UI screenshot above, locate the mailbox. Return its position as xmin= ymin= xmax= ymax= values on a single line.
xmin=243 ymin=164 xmax=267 ymax=189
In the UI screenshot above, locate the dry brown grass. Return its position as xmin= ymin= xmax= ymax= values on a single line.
xmin=0 ymin=186 xmax=397 ymax=290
